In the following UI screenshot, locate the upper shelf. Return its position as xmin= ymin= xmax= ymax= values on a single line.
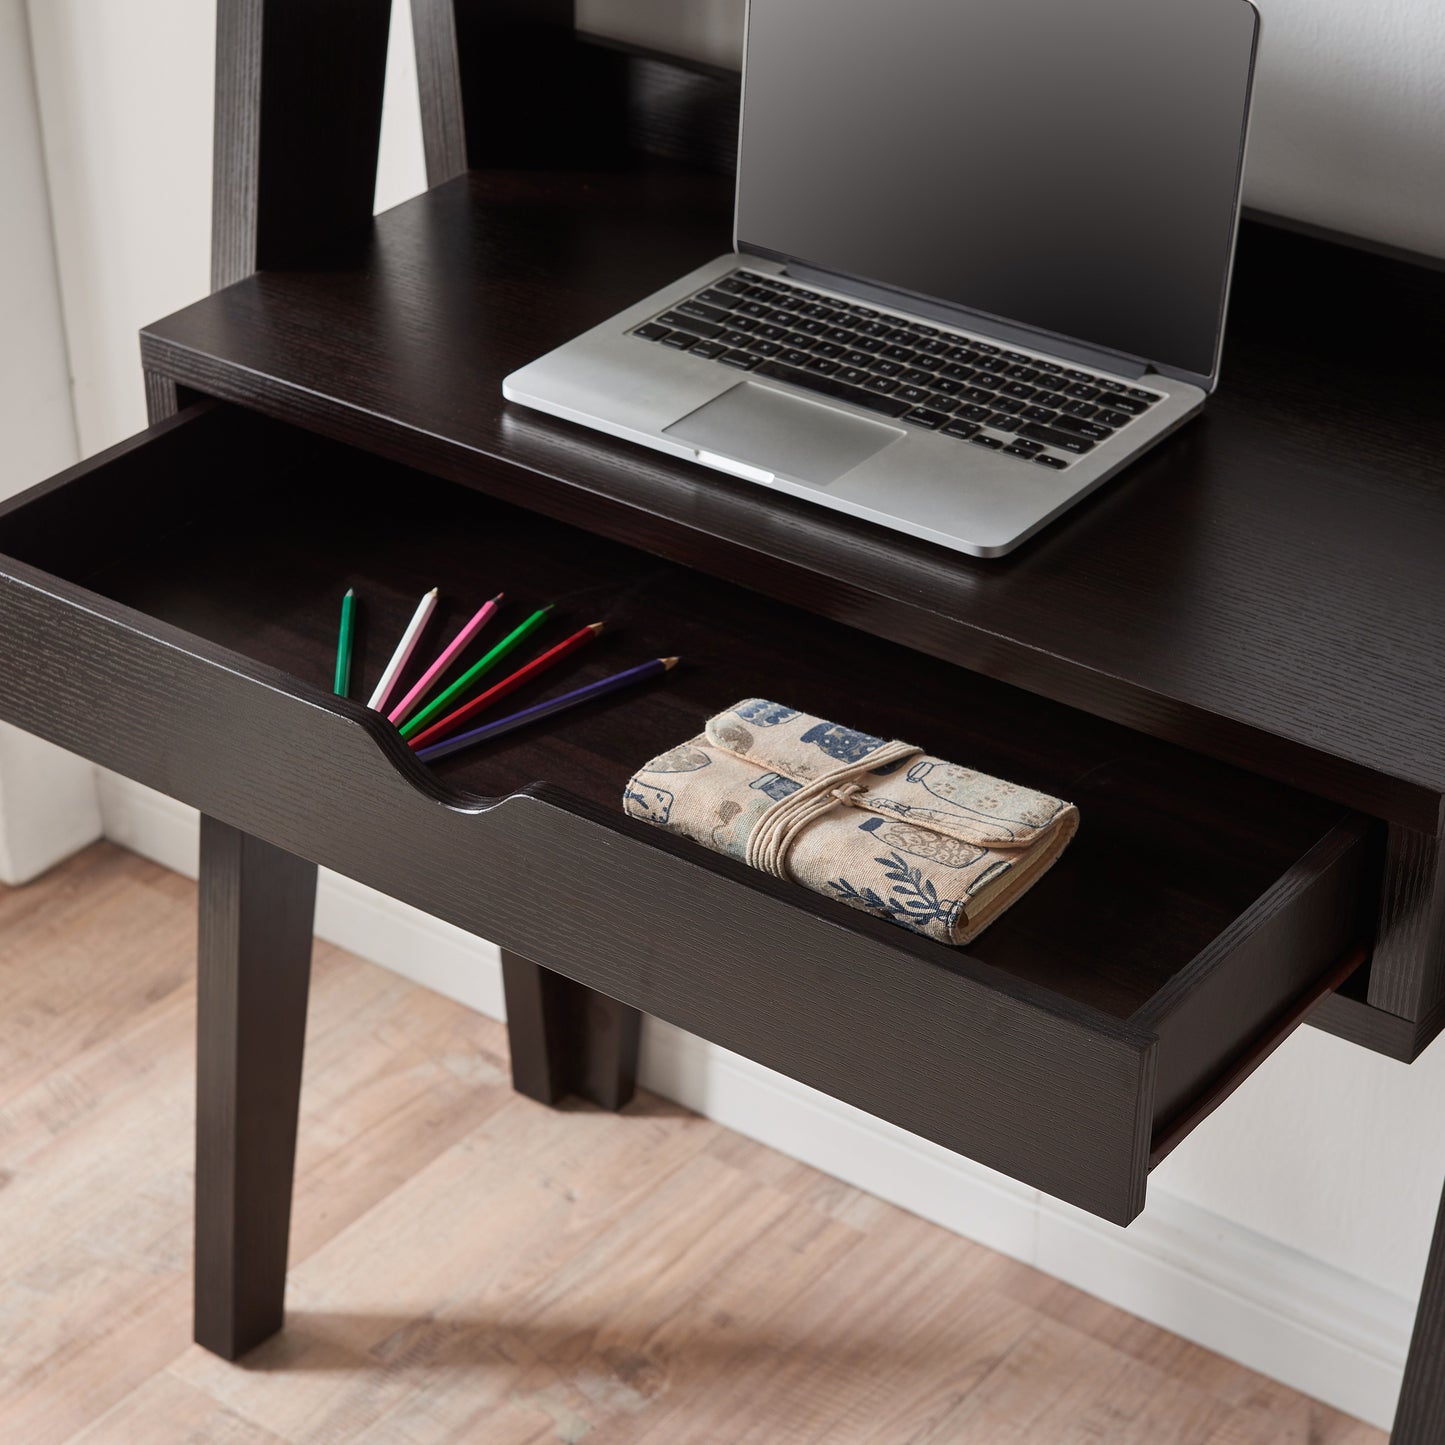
xmin=140 ymin=167 xmax=1445 ymax=832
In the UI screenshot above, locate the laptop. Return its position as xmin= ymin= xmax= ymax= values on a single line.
xmin=504 ymin=0 xmax=1261 ymax=559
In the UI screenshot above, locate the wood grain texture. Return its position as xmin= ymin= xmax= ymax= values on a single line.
xmin=1367 ymin=826 xmax=1445 ymax=1020
xmin=140 ymin=172 xmax=1445 ymax=840
xmin=408 ymin=0 xmax=467 ymax=187
xmin=500 ymin=949 xmax=641 ymax=1111
xmin=194 ymin=816 xmax=318 ymax=1360
xmin=0 ymin=406 xmax=1371 ymax=1223
xmin=0 ymin=845 xmax=1384 ymax=1444
xmin=211 ymin=0 xmax=392 ymax=289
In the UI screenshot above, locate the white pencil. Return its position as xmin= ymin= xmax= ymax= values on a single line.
xmin=367 ymin=587 xmax=438 ymax=713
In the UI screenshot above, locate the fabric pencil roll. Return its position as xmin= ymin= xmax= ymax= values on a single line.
xmin=623 ymin=699 xmax=1078 ymax=946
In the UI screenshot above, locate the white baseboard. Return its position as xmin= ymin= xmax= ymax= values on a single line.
xmin=96 ymin=774 xmax=1410 ymax=1432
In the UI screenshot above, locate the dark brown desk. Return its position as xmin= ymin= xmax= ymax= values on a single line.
xmin=0 ymin=4 xmax=1441 ymax=1437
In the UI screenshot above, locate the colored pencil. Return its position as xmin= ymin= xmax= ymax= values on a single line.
xmin=415 ymin=657 xmax=679 ymax=762
xmin=407 ymin=622 xmax=604 ymax=749
xmin=387 ymin=592 xmax=503 ymax=725
xmin=398 ymin=604 xmax=553 ymax=739
xmin=333 ymin=588 xmax=356 ymax=697
xmin=367 ymin=587 xmax=438 ymax=713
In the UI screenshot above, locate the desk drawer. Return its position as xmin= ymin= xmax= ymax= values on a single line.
xmin=0 ymin=404 xmax=1372 ymax=1224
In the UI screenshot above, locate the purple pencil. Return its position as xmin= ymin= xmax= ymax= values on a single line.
xmin=388 ymin=593 xmax=503 ymax=725
xmin=415 ymin=656 xmax=679 ymax=762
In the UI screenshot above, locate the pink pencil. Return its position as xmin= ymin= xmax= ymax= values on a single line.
xmin=387 ymin=592 xmax=503 ymax=725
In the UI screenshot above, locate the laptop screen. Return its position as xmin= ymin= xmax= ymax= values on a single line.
xmin=735 ymin=0 xmax=1259 ymax=382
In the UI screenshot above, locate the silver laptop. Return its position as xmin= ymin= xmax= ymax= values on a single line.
xmin=504 ymin=0 xmax=1261 ymax=558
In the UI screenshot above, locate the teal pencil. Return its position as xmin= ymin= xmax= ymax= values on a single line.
xmin=334 ymin=588 xmax=356 ymax=697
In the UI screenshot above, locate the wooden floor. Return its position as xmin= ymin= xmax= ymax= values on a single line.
xmin=0 ymin=844 xmax=1385 ymax=1445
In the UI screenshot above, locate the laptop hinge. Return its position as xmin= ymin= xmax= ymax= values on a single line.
xmin=779 ymin=258 xmax=1152 ymax=380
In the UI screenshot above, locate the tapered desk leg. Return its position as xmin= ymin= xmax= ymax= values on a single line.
xmin=501 ymin=950 xmax=641 ymax=1111
xmin=1394 ymin=1168 xmax=1445 ymax=1440
xmin=194 ymin=816 xmax=317 ymax=1360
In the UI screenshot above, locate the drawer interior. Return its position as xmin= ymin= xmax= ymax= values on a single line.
xmin=0 ymin=405 xmax=1361 ymax=1036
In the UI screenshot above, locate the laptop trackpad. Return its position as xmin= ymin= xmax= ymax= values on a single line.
xmin=663 ymin=381 xmax=903 ymax=487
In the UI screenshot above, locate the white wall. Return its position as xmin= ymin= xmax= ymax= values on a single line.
xmin=0 ymin=0 xmax=102 ymax=883
xmin=16 ymin=0 xmax=1445 ymax=1430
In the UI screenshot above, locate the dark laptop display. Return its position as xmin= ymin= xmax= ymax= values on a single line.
xmin=736 ymin=0 xmax=1259 ymax=382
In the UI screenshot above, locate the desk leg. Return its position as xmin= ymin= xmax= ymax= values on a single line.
xmin=194 ymin=816 xmax=317 ymax=1360
xmin=501 ymin=950 xmax=640 ymax=1111
xmin=1394 ymin=1169 xmax=1445 ymax=1441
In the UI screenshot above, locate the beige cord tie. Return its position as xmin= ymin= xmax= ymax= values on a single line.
xmin=744 ymin=738 xmax=919 ymax=879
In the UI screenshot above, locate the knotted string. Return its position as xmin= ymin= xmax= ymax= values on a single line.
xmin=744 ymin=738 xmax=920 ymax=879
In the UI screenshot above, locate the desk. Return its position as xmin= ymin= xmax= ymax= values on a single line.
xmin=0 ymin=4 xmax=1441 ymax=1437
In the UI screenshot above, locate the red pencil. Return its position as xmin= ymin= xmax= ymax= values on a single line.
xmin=406 ymin=621 xmax=604 ymax=749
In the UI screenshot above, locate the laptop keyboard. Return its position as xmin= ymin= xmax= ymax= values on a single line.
xmin=631 ymin=270 xmax=1163 ymax=472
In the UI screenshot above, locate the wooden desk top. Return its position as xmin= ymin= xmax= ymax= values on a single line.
xmin=141 ymin=169 xmax=1445 ymax=831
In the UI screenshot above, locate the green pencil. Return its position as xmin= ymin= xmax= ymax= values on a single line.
xmin=334 ymin=588 xmax=356 ymax=697
xmin=398 ymin=604 xmax=553 ymax=739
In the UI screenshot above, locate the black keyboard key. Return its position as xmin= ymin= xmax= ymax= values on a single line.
xmin=807 ymin=356 xmax=841 ymax=375
xmin=779 ymin=347 xmax=813 ymax=367
xmin=661 ymin=314 xmax=721 ymax=340
xmin=719 ymin=349 xmax=759 ymax=369
xmin=794 ymin=319 xmax=829 ymax=336
xmin=939 ymin=363 xmax=975 ymax=382
xmin=802 ymin=303 xmax=836 ymax=320
xmin=1018 ymin=422 xmax=1095 ymax=453
xmin=739 ymin=302 xmax=771 ymax=318
xmin=661 ymin=331 xmax=697 ymax=350
xmin=972 ymin=341 xmax=1000 ymax=355
xmin=990 ymin=396 xmax=1025 ymax=414
xmin=1104 ymin=395 xmax=1148 ymax=415
xmin=754 ymin=361 xmax=911 ymax=418
xmin=1010 ymin=437 xmax=1043 ymax=453
xmin=719 ymin=329 xmax=753 ymax=349
xmin=1033 ymin=359 xmax=1063 ymax=374
xmin=812 ymin=342 xmax=845 ymax=359
xmin=969 ymin=433 xmax=1004 ymax=450
xmin=899 ymin=367 xmax=936 ymax=387
xmin=942 ymin=419 xmax=981 ymax=440
xmin=927 ymin=391 xmax=961 ymax=410
xmin=729 ymin=315 xmax=760 ymax=333
xmin=866 ymin=375 xmax=901 ymax=395
xmin=855 ymin=320 xmax=891 ymax=337
xmin=1004 ymin=443 xmax=1039 ymax=459
xmin=1063 ymin=368 xmax=1094 ymax=382
xmin=1000 ymin=382 xmax=1036 ymax=400
xmin=697 ymin=289 xmax=741 ymax=311
xmin=1061 ymin=400 xmax=1099 ymax=418
xmin=1095 ymin=408 xmax=1131 ymax=428
xmin=765 ymin=308 xmax=797 ymax=326
xmin=914 ymin=338 xmax=951 ymax=357
xmin=1034 ymin=453 xmax=1069 ymax=469
xmin=851 ymin=335 xmax=886 ymax=353
xmin=957 ymin=403 xmax=993 ymax=422
xmin=897 ymin=385 xmax=931 ymax=406
xmin=881 ymin=344 xmax=916 ymax=363
xmin=754 ymin=325 xmax=788 ymax=342
xmin=1005 ymin=365 xmax=1041 ymax=382
xmin=1001 ymin=350 xmax=1031 ymax=363
xmin=1095 ymin=378 xmax=1125 ymax=393
xmin=677 ymin=301 xmax=732 ymax=326
xmin=635 ymin=322 xmax=671 ymax=342
xmin=1022 ymin=405 xmax=1060 ymax=425
xmin=974 ymin=355 xmax=1009 ymax=373
xmin=873 ymin=360 xmax=904 ymax=377
xmin=986 ymin=411 xmax=1025 ymax=432
xmin=1128 ymin=388 xmax=1161 ymax=403
xmin=1033 ymin=375 xmax=1069 ymax=393
xmin=690 ymin=340 xmax=726 ymax=360
xmin=930 ymin=378 xmax=964 ymax=396
xmin=822 ymin=327 xmax=855 ymax=345
xmin=843 ymin=351 xmax=878 ymax=369
xmin=1066 ymin=383 xmax=1102 ymax=400
xmin=1053 ymin=416 xmax=1111 ymax=441
xmin=750 ymin=340 xmax=783 ymax=358
xmin=962 ymin=386 xmax=998 ymax=405
xmin=716 ymin=276 xmax=750 ymax=294
xmin=906 ymin=408 xmax=949 ymax=430
xmin=838 ymin=367 xmax=872 ymax=386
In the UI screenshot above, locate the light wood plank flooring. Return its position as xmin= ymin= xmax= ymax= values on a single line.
xmin=0 ymin=844 xmax=1385 ymax=1444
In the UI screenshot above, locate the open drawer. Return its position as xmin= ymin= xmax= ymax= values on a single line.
xmin=0 ymin=403 xmax=1372 ymax=1224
